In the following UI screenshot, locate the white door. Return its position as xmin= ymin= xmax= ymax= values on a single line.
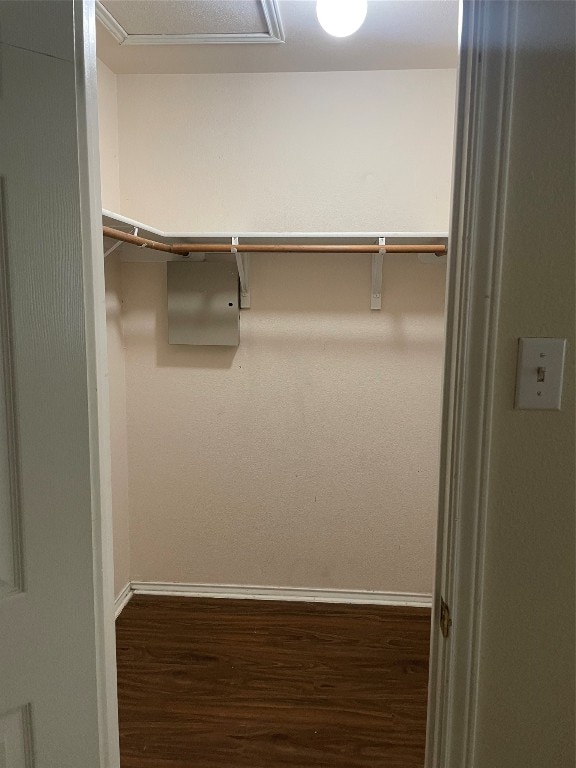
xmin=0 ymin=2 xmax=118 ymax=766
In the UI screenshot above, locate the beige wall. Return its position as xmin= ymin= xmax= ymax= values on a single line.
xmin=102 ymin=68 xmax=456 ymax=594
xmin=104 ymin=254 xmax=131 ymax=596
xmin=122 ymin=253 xmax=446 ymax=592
xmin=98 ymin=59 xmax=130 ymax=595
xmin=475 ymin=2 xmax=575 ymax=765
xmin=117 ymin=70 xmax=456 ymax=232
xmin=97 ymin=58 xmax=120 ymax=211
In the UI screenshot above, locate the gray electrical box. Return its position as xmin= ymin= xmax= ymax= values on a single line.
xmin=167 ymin=261 xmax=239 ymax=346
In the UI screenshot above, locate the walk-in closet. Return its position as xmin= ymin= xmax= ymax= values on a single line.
xmin=97 ymin=1 xmax=459 ymax=764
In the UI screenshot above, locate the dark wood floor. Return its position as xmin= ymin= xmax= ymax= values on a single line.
xmin=116 ymin=595 xmax=431 ymax=768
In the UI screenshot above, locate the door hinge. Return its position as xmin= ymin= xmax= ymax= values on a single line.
xmin=440 ymin=597 xmax=452 ymax=638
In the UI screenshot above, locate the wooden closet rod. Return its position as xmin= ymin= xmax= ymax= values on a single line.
xmin=103 ymin=225 xmax=446 ymax=256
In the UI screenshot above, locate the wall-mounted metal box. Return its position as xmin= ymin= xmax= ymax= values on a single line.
xmin=167 ymin=261 xmax=239 ymax=346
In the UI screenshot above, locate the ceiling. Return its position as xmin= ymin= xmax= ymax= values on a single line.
xmin=96 ymin=0 xmax=459 ymax=75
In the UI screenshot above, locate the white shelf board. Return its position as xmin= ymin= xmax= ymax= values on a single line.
xmin=102 ymin=209 xmax=449 ymax=262
xmin=103 ymin=209 xmax=448 ymax=241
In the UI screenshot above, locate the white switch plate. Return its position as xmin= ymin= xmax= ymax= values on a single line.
xmin=515 ymin=337 xmax=566 ymax=410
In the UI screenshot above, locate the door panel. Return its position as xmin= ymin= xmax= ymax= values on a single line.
xmin=0 ymin=0 xmax=74 ymax=62
xmin=0 ymin=3 xmax=116 ymax=765
xmin=0 ymin=231 xmax=21 ymax=599
xmin=0 ymin=707 xmax=32 ymax=768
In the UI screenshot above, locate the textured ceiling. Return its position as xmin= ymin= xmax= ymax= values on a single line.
xmin=97 ymin=0 xmax=459 ymax=74
xmin=101 ymin=0 xmax=268 ymax=35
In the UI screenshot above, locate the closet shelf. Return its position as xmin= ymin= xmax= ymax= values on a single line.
xmin=102 ymin=209 xmax=448 ymax=260
xmin=102 ymin=210 xmax=448 ymax=311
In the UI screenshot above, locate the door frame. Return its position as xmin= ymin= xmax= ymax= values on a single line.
xmin=426 ymin=1 xmax=519 ymax=766
xmin=76 ymin=1 xmax=121 ymax=765
xmin=78 ymin=1 xmax=521 ymax=766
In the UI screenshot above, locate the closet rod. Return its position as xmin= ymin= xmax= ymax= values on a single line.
xmin=103 ymin=226 xmax=446 ymax=256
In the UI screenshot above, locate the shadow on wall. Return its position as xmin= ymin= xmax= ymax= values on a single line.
xmin=120 ymin=252 xmax=447 ymax=370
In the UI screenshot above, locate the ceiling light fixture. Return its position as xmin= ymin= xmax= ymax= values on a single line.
xmin=316 ymin=0 xmax=368 ymax=38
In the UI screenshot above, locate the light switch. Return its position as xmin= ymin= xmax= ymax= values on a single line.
xmin=515 ymin=338 xmax=566 ymax=410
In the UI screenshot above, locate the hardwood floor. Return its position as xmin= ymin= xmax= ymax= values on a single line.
xmin=116 ymin=596 xmax=431 ymax=768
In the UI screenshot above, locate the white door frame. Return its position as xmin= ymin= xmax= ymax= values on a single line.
xmin=76 ymin=1 xmax=521 ymax=766
xmin=76 ymin=1 xmax=121 ymax=765
xmin=426 ymin=1 xmax=519 ymax=766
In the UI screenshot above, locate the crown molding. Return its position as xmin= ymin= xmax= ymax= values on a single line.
xmin=95 ymin=1 xmax=126 ymax=44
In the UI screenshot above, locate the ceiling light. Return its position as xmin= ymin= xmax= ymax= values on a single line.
xmin=316 ymin=0 xmax=368 ymax=38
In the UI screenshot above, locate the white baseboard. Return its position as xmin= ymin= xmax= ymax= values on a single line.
xmin=129 ymin=581 xmax=432 ymax=608
xmin=114 ymin=582 xmax=134 ymax=618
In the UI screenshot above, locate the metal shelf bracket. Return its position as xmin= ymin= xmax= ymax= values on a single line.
xmin=371 ymin=237 xmax=385 ymax=310
xmin=104 ymin=226 xmax=138 ymax=258
xmin=233 ymin=236 xmax=251 ymax=309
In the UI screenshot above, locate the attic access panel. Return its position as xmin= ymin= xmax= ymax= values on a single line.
xmin=167 ymin=261 xmax=239 ymax=346
xmin=97 ymin=0 xmax=284 ymax=44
